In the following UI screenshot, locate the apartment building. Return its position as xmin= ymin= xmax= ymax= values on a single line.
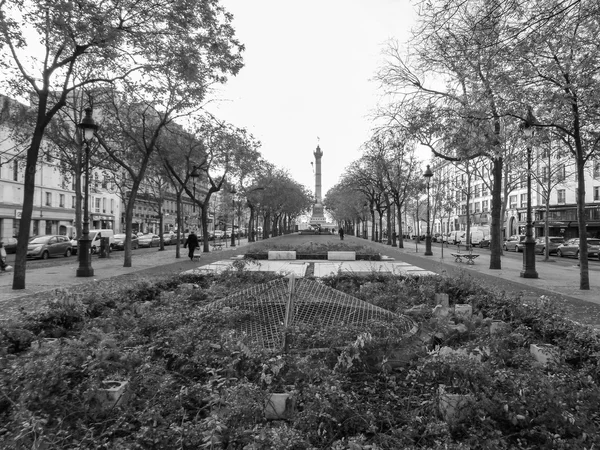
xmin=432 ymin=155 xmax=600 ymax=240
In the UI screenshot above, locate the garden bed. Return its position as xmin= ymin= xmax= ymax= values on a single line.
xmin=1 ymin=269 xmax=600 ymax=448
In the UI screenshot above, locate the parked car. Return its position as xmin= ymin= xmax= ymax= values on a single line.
xmin=2 ymin=237 xmax=18 ymax=254
xmin=162 ymin=233 xmax=173 ymax=245
xmin=556 ymin=238 xmax=600 ymax=258
xmin=535 ymin=236 xmax=565 ymax=255
xmin=113 ymin=233 xmax=139 ymax=250
xmin=27 ymin=235 xmax=72 ymax=259
xmin=138 ymin=234 xmax=160 ymax=248
xmin=503 ymin=235 xmax=527 ymax=252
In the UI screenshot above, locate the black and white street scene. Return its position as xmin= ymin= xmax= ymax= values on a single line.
xmin=2 ymin=1 xmax=600 ymax=448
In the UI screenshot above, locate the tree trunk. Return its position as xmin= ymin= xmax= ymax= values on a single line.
xmin=13 ymin=126 xmax=45 ymax=289
xmin=489 ymin=157 xmax=503 ymax=270
xmin=175 ymin=192 xmax=182 ymax=258
xmin=248 ymin=205 xmax=256 ymax=242
xmin=576 ymin=144 xmax=589 ymax=289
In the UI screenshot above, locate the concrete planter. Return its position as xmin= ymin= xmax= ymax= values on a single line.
xmin=438 ymin=385 xmax=474 ymax=423
xmin=530 ymin=343 xmax=559 ymax=365
xmin=454 ymin=304 xmax=473 ymax=320
xmin=95 ymin=380 xmax=130 ymax=409
xmin=265 ymin=393 xmax=295 ymax=420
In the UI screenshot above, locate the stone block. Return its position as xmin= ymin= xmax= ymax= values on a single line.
xmin=94 ymin=380 xmax=130 ymax=409
xmin=30 ymin=338 xmax=59 ymax=351
xmin=489 ymin=320 xmax=510 ymax=335
xmin=530 ymin=343 xmax=559 ymax=365
xmin=435 ymin=293 xmax=450 ymax=307
xmin=438 ymin=385 xmax=474 ymax=423
xmin=265 ymin=393 xmax=295 ymax=420
xmin=267 ymin=251 xmax=297 ymax=260
xmin=327 ymin=251 xmax=356 ymax=261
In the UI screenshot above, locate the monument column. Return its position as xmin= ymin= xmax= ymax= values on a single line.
xmin=310 ymin=144 xmax=326 ymax=224
xmin=314 ymin=144 xmax=323 ymax=203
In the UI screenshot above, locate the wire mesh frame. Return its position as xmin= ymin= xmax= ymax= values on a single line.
xmin=203 ymin=275 xmax=417 ymax=351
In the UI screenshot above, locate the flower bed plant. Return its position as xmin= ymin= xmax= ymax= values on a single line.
xmin=1 ymin=269 xmax=600 ymax=449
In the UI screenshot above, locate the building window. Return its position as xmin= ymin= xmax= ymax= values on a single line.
xmin=557 ymin=189 xmax=566 ymax=204
xmin=474 ymin=202 xmax=481 ymax=213
xmin=95 ymin=198 xmax=101 ymax=212
xmin=461 ymin=204 xmax=467 ymax=215
xmin=557 ymin=164 xmax=566 ymax=182
xmin=594 ymin=186 xmax=600 ymax=201
xmin=59 ymin=194 xmax=65 ymax=208
xmin=94 ymin=173 xmax=99 ymax=190
xmin=509 ymin=195 xmax=517 ymax=209
xmin=102 ymin=198 xmax=107 ymax=213
xmin=110 ymin=199 xmax=115 ymax=214
xmin=482 ymin=200 xmax=489 ymax=211
xmin=13 ymin=161 xmax=18 ymax=181
xmin=520 ymin=174 xmax=527 ymax=189
xmin=520 ymin=193 xmax=527 ymax=208
xmin=541 ymin=166 xmax=549 ymax=183
xmin=540 ymin=147 xmax=550 ymax=159
xmin=45 ymin=192 xmax=52 ymax=207
xmin=72 ymin=196 xmax=76 ymax=208
xmin=594 ymin=161 xmax=600 ymax=179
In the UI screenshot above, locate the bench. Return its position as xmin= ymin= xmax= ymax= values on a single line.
xmin=450 ymin=252 xmax=479 ymax=265
xmin=211 ymin=243 xmax=224 ymax=251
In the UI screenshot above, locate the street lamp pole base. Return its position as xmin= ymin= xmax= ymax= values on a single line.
xmin=76 ymin=238 xmax=94 ymax=277
xmin=520 ymin=241 xmax=538 ymax=279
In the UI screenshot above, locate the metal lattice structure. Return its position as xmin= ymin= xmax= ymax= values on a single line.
xmin=205 ymin=275 xmax=416 ymax=350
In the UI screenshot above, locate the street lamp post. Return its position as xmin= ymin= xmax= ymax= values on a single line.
xmin=520 ymin=108 xmax=539 ymax=279
xmin=423 ymin=164 xmax=434 ymax=256
xmin=76 ymin=108 xmax=98 ymax=277
xmin=230 ymin=187 xmax=237 ymax=248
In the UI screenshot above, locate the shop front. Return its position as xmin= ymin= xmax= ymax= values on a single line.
xmin=90 ymin=213 xmax=114 ymax=230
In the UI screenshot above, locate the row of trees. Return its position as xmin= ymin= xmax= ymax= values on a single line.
xmin=328 ymin=0 xmax=600 ymax=290
xmin=0 ymin=0 xmax=313 ymax=290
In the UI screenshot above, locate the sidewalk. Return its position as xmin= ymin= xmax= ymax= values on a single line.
xmin=0 ymin=238 xmax=252 ymax=305
xmin=364 ymin=237 xmax=600 ymax=307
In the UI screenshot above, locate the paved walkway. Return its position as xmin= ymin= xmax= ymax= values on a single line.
xmin=1 ymin=233 xmax=599 ymax=326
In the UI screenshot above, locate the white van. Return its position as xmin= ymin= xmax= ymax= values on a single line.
xmin=89 ymin=229 xmax=115 ymax=253
xmin=448 ymin=230 xmax=466 ymax=245
xmin=469 ymin=227 xmax=491 ymax=247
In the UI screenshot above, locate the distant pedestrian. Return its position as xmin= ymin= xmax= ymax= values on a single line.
xmin=184 ymin=231 xmax=199 ymax=261
xmin=338 ymin=227 xmax=344 ymax=240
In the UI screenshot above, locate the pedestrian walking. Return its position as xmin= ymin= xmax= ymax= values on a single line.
xmin=184 ymin=230 xmax=200 ymax=261
xmin=338 ymin=227 xmax=344 ymax=240
xmin=0 ymin=242 xmax=7 ymax=271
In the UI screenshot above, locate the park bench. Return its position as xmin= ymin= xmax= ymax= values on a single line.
xmin=211 ymin=242 xmax=224 ymax=251
xmin=451 ymin=244 xmax=479 ymax=265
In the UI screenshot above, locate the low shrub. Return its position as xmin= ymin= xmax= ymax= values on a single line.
xmin=1 ymin=270 xmax=600 ymax=449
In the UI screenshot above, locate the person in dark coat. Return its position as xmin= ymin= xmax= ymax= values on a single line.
xmin=184 ymin=231 xmax=200 ymax=261
xmin=338 ymin=227 xmax=344 ymax=240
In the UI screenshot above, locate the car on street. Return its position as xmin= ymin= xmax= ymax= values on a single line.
xmin=503 ymin=235 xmax=527 ymax=252
xmin=138 ymin=234 xmax=160 ymax=248
xmin=535 ymin=236 xmax=565 ymax=255
xmin=27 ymin=235 xmax=73 ymax=259
xmin=113 ymin=233 xmax=139 ymax=250
xmin=2 ymin=237 xmax=18 ymax=254
xmin=556 ymin=238 xmax=600 ymax=259
xmin=162 ymin=233 xmax=173 ymax=245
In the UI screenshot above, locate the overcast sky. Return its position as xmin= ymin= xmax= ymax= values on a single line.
xmin=207 ymin=0 xmax=418 ymax=197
